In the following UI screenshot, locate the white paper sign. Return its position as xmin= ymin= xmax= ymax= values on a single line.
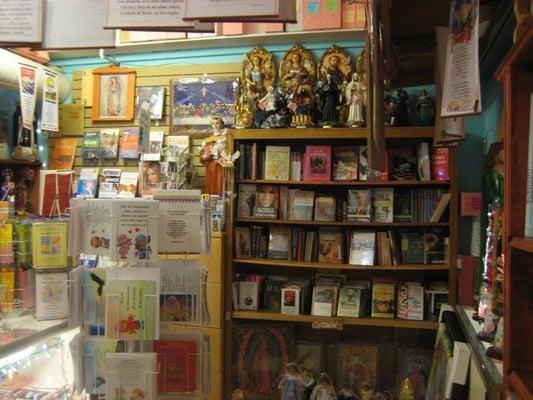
xmin=0 ymin=0 xmax=42 ymax=44
xmin=106 ymin=0 xmax=195 ymax=28
xmin=18 ymin=63 xmax=37 ymax=130
xmin=441 ymin=0 xmax=481 ymax=117
xmin=41 ymin=69 xmax=59 ymax=132
xmin=184 ymin=0 xmax=278 ymax=19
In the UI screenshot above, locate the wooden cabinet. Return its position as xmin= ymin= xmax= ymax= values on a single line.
xmin=223 ymin=126 xmax=458 ymax=397
xmin=496 ymin=24 xmax=533 ymax=399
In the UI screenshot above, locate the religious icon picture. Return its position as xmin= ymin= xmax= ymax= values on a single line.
xmin=92 ymin=65 xmax=136 ymax=122
xmin=136 ymin=86 xmax=165 ymax=120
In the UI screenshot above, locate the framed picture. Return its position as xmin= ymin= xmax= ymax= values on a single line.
xmin=170 ymin=77 xmax=237 ymax=135
xmin=92 ymin=65 xmax=136 ymax=122
xmin=136 ymin=86 xmax=165 ymax=120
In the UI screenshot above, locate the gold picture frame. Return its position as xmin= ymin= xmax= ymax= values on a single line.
xmin=91 ymin=65 xmax=136 ymax=122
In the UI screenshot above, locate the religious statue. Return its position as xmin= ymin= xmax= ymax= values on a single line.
xmin=345 ymin=72 xmax=366 ymax=127
xmin=240 ymin=46 xmax=276 ymax=127
xmin=415 ymin=89 xmax=434 ymax=126
xmin=318 ymin=45 xmax=352 ymax=87
xmin=395 ymin=89 xmax=410 ymax=126
xmin=235 ymin=81 xmax=256 ymax=128
xmin=317 ymin=74 xmax=342 ymax=127
xmin=280 ymin=45 xmax=316 ymax=127
xmin=278 ymin=362 xmax=305 ymax=400
xmin=309 ymin=372 xmax=337 ymax=400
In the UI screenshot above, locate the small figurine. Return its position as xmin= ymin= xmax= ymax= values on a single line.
xmin=278 ymin=362 xmax=305 ymax=400
xmin=318 ymin=74 xmax=342 ymax=127
xmin=415 ymin=90 xmax=434 ymax=126
xmin=0 ymin=169 xmax=16 ymax=201
xmin=309 ymin=372 xmax=337 ymax=400
xmin=231 ymin=388 xmax=245 ymax=400
xmin=395 ymin=89 xmax=410 ymax=126
xmin=259 ymin=86 xmax=279 ymax=115
xmin=384 ymin=94 xmax=396 ymax=126
xmin=236 ymin=83 xmax=256 ymax=128
xmin=260 ymin=107 xmax=293 ymax=129
xmin=360 ymin=384 xmax=374 ymax=400
xmin=338 ymin=380 xmax=357 ymax=400
xmin=199 ymin=117 xmax=228 ymax=196
xmin=345 ymin=72 xmax=366 ymax=127
xmin=398 ymin=377 xmax=415 ymax=400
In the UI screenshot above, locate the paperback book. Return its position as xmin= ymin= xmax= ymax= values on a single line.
xmin=311 ymin=285 xmax=338 ymax=317
xmin=119 ymin=128 xmax=140 ymax=159
xmin=35 ymin=271 xmax=68 ymax=320
xmin=154 ymin=339 xmax=198 ymax=394
xmin=264 ymin=145 xmax=290 ymax=180
xmin=234 ymin=226 xmax=251 ymax=258
xmin=349 ymin=231 xmax=375 ymax=266
xmin=371 ymin=279 xmax=396 ymax=318
xmin=333 ymin=145 xmax=358 ymax=181
xmin=303 ymin=145 xmax=331 ymax=181
xmin=314 ymin=195 xmax=336 ymax=222
xmin=337 ymin=287 xmax=363 ymax=317
xmin=347 ymin=189 xmax=371 ymax=222
xmin=116 ymin=172 xmax=139 ymax=198
xmin=288 ymin=189 xmax=315 ymax=221
xmin=318 ymin=228 xmax=343 ymax=264
xmin=268 ymin=226 xmax=290 ymax=259
xmin=98 ymin=128 xmax=119 ymax=158
xmin=76 ymin=168 xmax=99 ymax=198
xmin=397 ymin=282 xmax=424 ymax=320
xmin=48 ymin=138 xmax=76 ymax=170
xmin=389 ymin=148 xmax=417 ymax=180
xmin=38 ymin=170 xmax=74 ymax=216
xmin=105 ymin=352 xmax=157 ymax=400
xmin=142 ymin=130 xmax=164 ymax=161
xmin=32 ymin=221 xmax=68 ymax=269
xmin=82 ymin=132 xmax=100 ymax=159
xmin=105 ymin=268 xmax=160 ymax=340
xmin=281 ymin=286 xmax=300 ymax=315
xmin=237 ymin=184 xmax=256 ymax=218
xmin=253 ymin=185 xmax=279 ymax=219
xmin=99 ymin=168 xmax=121 ymax=198
xmin=371 ymin=188 xmax=394 ymax=223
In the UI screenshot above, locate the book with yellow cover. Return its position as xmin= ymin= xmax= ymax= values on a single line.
xmin=371 ymin=279 xmax=396 ymax=318
xmin=32 ymin=221 xmax=68 ymax=269
xmin=264 ymin=145 xmax=290 ymax=180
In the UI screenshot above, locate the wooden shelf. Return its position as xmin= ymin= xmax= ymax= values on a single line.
xmin=234 ymin=258 xmax=449 ymax=271
xmin=508 ymin=370 xmax=533 ymax=400
xmin=231 ymin=310 xmax=439 ymax=330
xmin=0 ymin=159 xmax=41 ymax=167
xmin=509 ymin=237 xmax=533 ymax=254
xmin=235 ymin=218 xmax=450 ymax=227
xmin=236 ymin=179 xmax=449 ymax=186
xmin=231 ymin=127 xmax=435 ymax=140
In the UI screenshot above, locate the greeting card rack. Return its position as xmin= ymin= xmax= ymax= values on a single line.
xmin=223 ymin=126 xmax=459 ymax=397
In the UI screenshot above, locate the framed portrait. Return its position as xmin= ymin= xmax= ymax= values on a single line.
xmin=136 ymin=86 xmax=165 ymax=120
xmin=170 ymin=77 xmax=237 ymax=135
xmin=92 ymin=65 xmax=136 ymax=122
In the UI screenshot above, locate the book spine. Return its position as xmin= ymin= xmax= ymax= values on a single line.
xmin=526 ymin=93 xmax=533 ymax=237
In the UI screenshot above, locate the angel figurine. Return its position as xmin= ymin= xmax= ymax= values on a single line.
xmin=345 ymin=72 xmax=366 ymax=127
xmin=278 ymin=362 xmax=305 ymax=400
xmin=310 ymin=372 xmax=337 ymax=400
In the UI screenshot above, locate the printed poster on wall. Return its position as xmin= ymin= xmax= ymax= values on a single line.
xmin=41 ymin=69 xmax=59 ymax=132
xmin=18 ymin=63 xmax=37 ymax=130
xmin=441 ymin=0 xmax=481 ymax=118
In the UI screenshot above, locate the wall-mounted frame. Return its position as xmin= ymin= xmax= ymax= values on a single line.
xmin=92 ymin=65 xmax=136 ymax=122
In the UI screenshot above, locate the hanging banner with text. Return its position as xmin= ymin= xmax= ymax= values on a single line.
xmin=441 ymin=0 xmax=481 ymax=117
xmin=41 ymin=69 xmax=59 ymax=132
xmin=18 ymin=63 xmax=37 ymax=130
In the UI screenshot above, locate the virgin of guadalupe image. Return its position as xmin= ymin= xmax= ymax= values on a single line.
xmin=106 ymin=75 xmax=122 ymax=116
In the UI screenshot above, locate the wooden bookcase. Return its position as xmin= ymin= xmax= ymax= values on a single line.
xmin=496 ymin=24 xmax=533 ymax=399
xmin=223 ymin=126 xmax=458 ymax=397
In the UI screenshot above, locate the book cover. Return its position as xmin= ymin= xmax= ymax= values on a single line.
xmin=35 ymin=271 xmax=68 ymax=320
xmin=290 ymin=152 xmax=302 ymax=181
xmin=371 ymin=280 xmax=396 ymax=318
xmin=431 ymin=147 xmax=450 ymax=181
xmin=349 ymin=231 xmax=375 ymax=266
xmin=311 ymin=285 xmax=337 ymax=316
xmin=302 ymin=0 xmax=321 ymax=30
xmin=237 ymin=184 xmax=256 ymax=218
xmin=139 ymin=161 xmax=163 ymax=197
xmin=83 ymin=268 xmax=107 ymax=336
xmin=99 ymin=168 xmax=121 ymax=198
xmin=347 ymin=189 xmax=371 ymax=222
xmin=105 ymin=353 xmax=157 ymax=400
xmin=303 ymin=145 xmax=331 ymax=181
xmin=417 ymin=142 xmax=431 ymax=181
xmin=83 ymin=338 xmax=127 ymax=395
xmin=109 ymin=199 xmax=159 ymax=265
xmin=394 ymin=189 xmax=413 ymax=222
xmin=341 ymin=0 xmax=366 ymax=29
xmin=263 ymin=279 xmax=285 ymax=312
xmin=358 ymin=146 xmax=368 ymax=180
xmin=318 ymin=228 xmax=343 ymax=264
xmin=98 ymin=128 xmax=119 ymax=159
xmin=39 ymin=170 xmax=74 ymax=216
xmin=268 ymin=226 xmax=290 ymax=259
xmin=235 ymin=226 xmax=251 ymax=258
xmin=397 ymin=282 xmax=424 ymax=320
xmin=32 ymin=221 xmax=68 ymax=269
xmin=136 ymin=86 xmax=165 ymax=121
xmin=389 ymin=148 xmax=417 ymax=180
xmin=153 ymin=191 xmax=202 ymax=254
xmin=336 ymin=343 xmax=378 ymax=398
xmin=424 ymin=228 xmax=448 ymax=264
xmin=105 ymin=268 xmax=160 ymax=340
xmin=116 ymin=172 xmax=139 ymax=198
xmin=76 ymin=168 xmax=99 ymax=198
xmin=281 ymin=286 xmax=300 ymax=315
xmin=238 ymin=281 xmax=258 ymax=310
xmin=83 ymin=199 xmax=112 ymax=257
xmin=48 ymin=138 xmax=77 ymax=170
xmin=371 ymin=188 xmax=394 ymax=223
xmin=459 ymin=192 xmax=481 ymax=217
xmin=166 ymin=135 xmax=190 ymax=161
xmin=333 ymin=145 xmax=358 ymax=181
xmin=0 ymin=223 xmax=13 ymax=265
xmin=314 ymin=195 xmax=336 ymax=222
xmin=396 ymin=347 xmax=433 ymax=400
xmin=320 ymin=0 xmax=341 ymax=29
xmin=288 ymin=189 xmax=315 ymax=221
xmin=253 ymin=185 xmax=279 ymax=219
xmin=154 ymin=340 xmax=197 ymax=394
xmin=142 ymin=130 xmax=164 ymax=161
xmin=401 ymin=231 xmax=425 ymax=264
xmin=232 ymin=325 xmax=292 ymax=400
xmin=119 ymin=128 xmax=140 ymax=159
xmin=337 ymin=287 xmax=362 ymax=317
xmin=82 ymin=132 xmax=100 ymax=159
xmin=264 ymin=145 xmax=291 ymax=180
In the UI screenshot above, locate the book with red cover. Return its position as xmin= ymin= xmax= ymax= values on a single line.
xmin=458 ymin=255 xmax=477 ymax=307
xmin=38 ymin=170 xmax=74 ymax=216
xmin=154 ymin=340 xmax=197 ymax=394
xmin=303 ymin=145 xmax=332 ymax=181
xmin=302 ymin=0 xmax=321 ymax=30
xmin=432 ymin=147 xmax=450 ymax=181
xmin=460 ymin=192 xmax=481 ymax=216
